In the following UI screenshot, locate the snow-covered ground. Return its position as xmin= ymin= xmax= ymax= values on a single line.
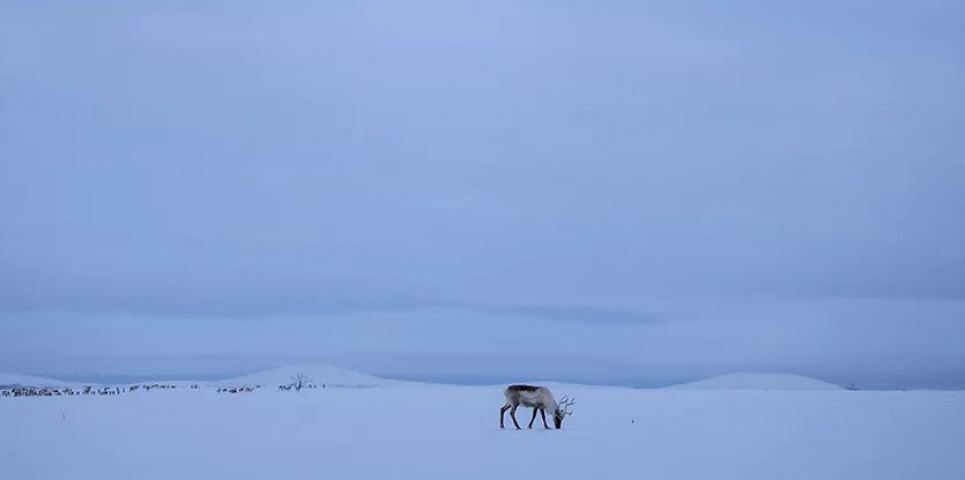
xmin=2 ymin=368 xmax=964 ymax=480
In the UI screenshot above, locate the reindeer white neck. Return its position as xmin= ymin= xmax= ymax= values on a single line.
xmin=543 ymin=392 xmax=559 ymax=413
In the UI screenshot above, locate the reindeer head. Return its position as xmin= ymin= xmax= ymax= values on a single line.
xmin=553 ymin=395 xmax=576 ymax=428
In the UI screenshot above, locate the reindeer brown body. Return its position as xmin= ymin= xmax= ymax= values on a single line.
xmin=500 ymin=384 xmax=575 ymax=430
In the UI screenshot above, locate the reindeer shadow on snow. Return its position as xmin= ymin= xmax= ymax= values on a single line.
xmin=499 ymin=384 xmax=575 ymax=430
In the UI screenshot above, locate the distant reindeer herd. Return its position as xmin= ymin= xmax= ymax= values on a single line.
xmin=0 ymin=374 xmax=359 ymax=398
xmin=217 ymin=386 xmax=258 ymax=393
xmin=2 ymin=386 xmax=121 ymax=397
xmin=0 ymin=383 xmax=262 ymax=398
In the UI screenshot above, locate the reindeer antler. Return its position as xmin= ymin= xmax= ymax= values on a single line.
xmin=558 ymin=395 xmax=576 ymax=415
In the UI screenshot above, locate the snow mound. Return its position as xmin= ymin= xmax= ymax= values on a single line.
xmin=222 ymin=365 xmax=386 ymax=388
xmin=667 ymin=373 xmax=843 ymax=391
xmin=0 ymin=373 xmax=82 ymax=388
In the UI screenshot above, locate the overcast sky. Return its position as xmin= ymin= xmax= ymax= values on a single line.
xmin=2 ymin=1 xmax=964 ymax=387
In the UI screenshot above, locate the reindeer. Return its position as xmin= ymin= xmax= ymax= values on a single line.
xmin=499 ymin=384 xmax=575 ymax=430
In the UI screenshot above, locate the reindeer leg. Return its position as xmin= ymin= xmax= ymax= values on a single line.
xmin=527 ymin=407 xmax=538 ymax=428
xmin=509 ymin=405 xmax=521 ymax=429
xmin=500 ymin=405 xmax=510 ymax=429
xmin=540 ymin=408 xmax=550 ymax=429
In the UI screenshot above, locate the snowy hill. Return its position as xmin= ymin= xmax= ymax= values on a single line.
xmin=667 ymin=373 xmax=843 ymax=391
xmin=221 ymin=365 xmax=387 ymax=388
xmin=0 ymin=373 xmax=82 ymax=388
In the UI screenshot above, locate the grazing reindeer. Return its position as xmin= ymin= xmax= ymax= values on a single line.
xmin=500 ymin=384 xmax=575 ymax=430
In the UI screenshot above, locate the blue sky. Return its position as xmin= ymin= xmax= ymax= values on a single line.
xmin=2 ymin=1 xmax=964 ymax=387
